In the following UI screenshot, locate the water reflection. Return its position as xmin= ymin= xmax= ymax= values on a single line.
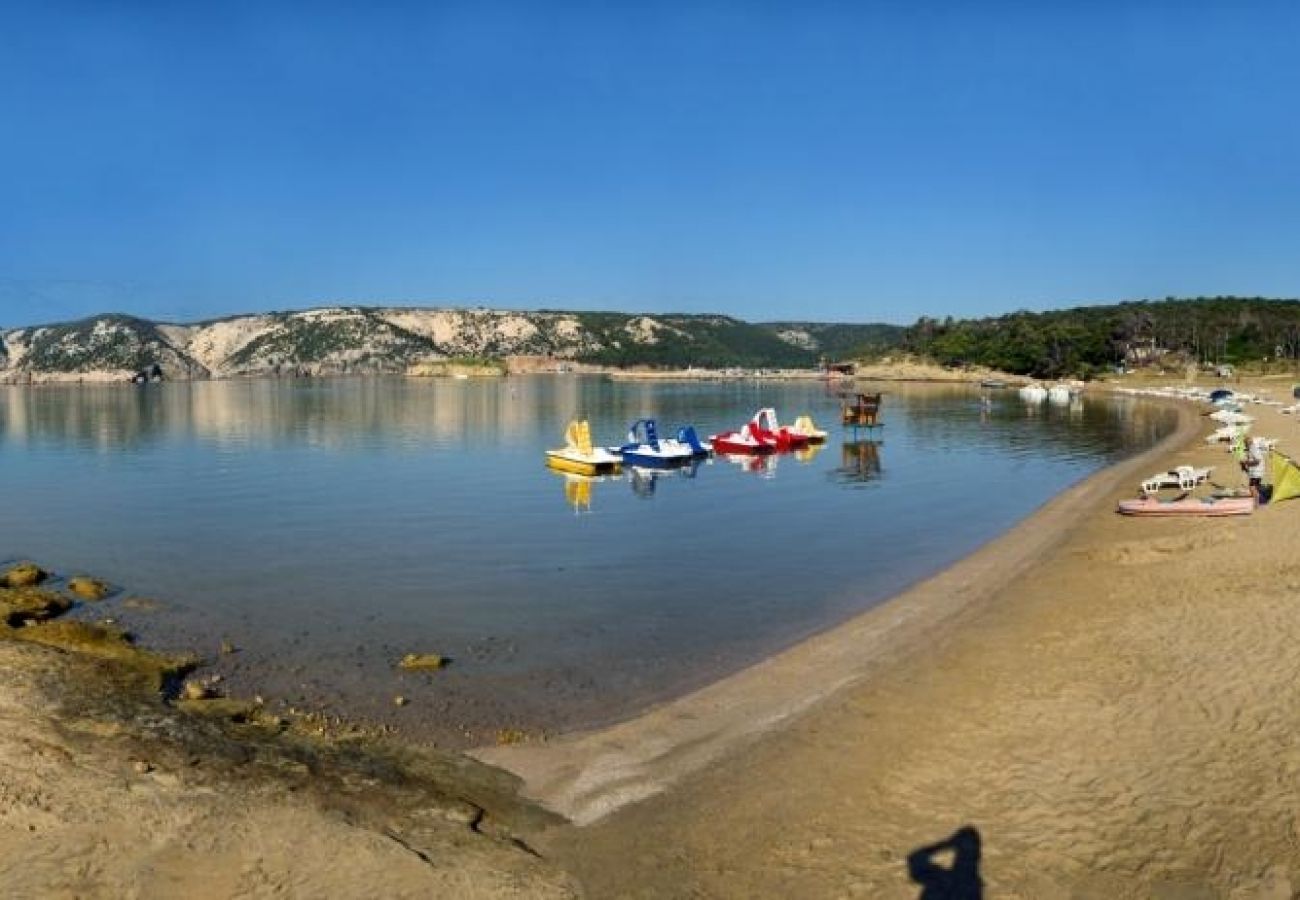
xmin=834 ymin=439 xmax=885 ymax=485
xmin=718 ymin=452 xmax=778 ymax=478
xmin=626 ymin=459 xmax=703 ymax=498
xmin=793 ymin=442 xmax=825 ymax=464
xmin=552 ymin=461 xmax=709 ymax=508
xmin=554 ymin=472 xmax=614 ymax=513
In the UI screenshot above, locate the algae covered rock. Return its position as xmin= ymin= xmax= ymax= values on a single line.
xmin=8 ymin=620 xmax=197 ymax=687
xmin=0 ymin=586 xmax=72 ymax=625
xmin=67 ymin=576 xmax=111 ymax=601
xmin=176 ymin=696 xmax=262 ymax=723
xmin=2 ymin=562 xmax=48 ymax=588
xmin=398 ymin=653 xmax=449 ymax=671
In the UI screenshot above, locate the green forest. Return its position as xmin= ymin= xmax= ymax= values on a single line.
xmin=902 ymin=297 xmax=1300 ymax=379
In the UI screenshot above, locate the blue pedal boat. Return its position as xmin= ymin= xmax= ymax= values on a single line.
xmin=616 ymin=419 xmax=696 ymax=469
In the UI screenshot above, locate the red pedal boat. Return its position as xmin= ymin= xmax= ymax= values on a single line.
xmin=709 ymin=408 xmax=807 ymax=454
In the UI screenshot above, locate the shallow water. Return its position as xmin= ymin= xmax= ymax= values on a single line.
xmin=0 ymin=377 xmax=1176 ymax=744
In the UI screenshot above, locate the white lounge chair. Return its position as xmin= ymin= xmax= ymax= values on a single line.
xmin=1141 ymin=466 xmax=1214 ymax=495
xmin=1206 ymin=425 xmax=1249 ymax=444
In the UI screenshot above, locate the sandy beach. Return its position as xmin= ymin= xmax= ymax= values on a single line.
xmin=517 ymin=378 xmax=1300 ymax=897
xmin=4 ymin=377 xmax=1298 ymax=897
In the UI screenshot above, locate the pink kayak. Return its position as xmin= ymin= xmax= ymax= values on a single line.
xmin=1117 ymin=496 xmax=1255 ymax=517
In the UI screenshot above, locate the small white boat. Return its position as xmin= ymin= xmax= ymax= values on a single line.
xmin=1019 ymin=385 xmax=1047 ymax=403
xmin=1047 ymin=385 xmax=1073 ymax=405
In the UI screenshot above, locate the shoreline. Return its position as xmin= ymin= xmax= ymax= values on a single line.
xmin=472 ymin=394 xmax=1202 ymax=825
xmin=2 ymin=358 xmax=1019 ymax=386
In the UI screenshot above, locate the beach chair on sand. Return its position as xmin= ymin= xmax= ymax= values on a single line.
xmin=1206 ymin=425 xmax=1248 ymax=445
xmin=1141 ymin=466 xmax=1214 ymax=495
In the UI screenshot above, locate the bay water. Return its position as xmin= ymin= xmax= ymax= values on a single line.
xmin=0 ymin=377 xmax=1176 ymax=744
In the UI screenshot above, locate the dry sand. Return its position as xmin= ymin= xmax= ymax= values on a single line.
xmin=497 ymin=378 xmax=1300 ymax=898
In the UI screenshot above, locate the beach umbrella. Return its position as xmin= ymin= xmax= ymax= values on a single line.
xmin=1269 ymin=451 xmax=1300 ymax=503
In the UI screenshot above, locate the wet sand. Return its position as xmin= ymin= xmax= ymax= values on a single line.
xmin=487 ymin=379 xmax=1300 ymax=897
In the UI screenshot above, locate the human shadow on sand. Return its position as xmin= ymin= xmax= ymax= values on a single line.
xmin=907 ymin=825 xmax=983 ymax=899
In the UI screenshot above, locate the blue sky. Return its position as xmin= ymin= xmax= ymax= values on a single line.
xmin=2 ymin=1 xmax=1299 ymax=326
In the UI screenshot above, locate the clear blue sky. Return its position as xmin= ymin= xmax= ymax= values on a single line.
xmin=3 ymin=1 xmax=1300 ymax=327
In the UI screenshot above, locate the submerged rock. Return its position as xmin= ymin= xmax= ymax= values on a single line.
xmin=0 ymin=586 xmax=72 ymax=625
xmin=398 ymin=653 xmax=449 ymax=671
xmin=176 ymin=696 xmax=266 ymax=725
xmin=122 ymin=596 xmax=165 ymax=612
xmin=67 ymin=576 xmax=111 ymax=601
xmin=2 ymin=562 xmax=48 ymax=588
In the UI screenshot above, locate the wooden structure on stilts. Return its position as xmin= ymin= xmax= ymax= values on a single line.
xmin=841 ymin=392 xmax=884 ymax=433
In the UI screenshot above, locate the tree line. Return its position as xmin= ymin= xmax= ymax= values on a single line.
xmin=901 ymin=297 xmax=1300 ymax=379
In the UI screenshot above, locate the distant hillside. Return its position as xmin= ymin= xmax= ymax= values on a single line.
xmin=905 ymin=297 xmax=1300 ymax=379
xmin=762 ymin=322 xmax=907 ymax=360
xmin=0 ymin=306 xmax=901 ymax=382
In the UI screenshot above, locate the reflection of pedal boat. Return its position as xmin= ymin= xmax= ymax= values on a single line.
xmin=1116 ymin=496 xmax=1254 ymax=517
xmin=719 ymin=451 xmax=777 ymax=476
xmin=626 ymin=458 xmax=703 ymax=497
xmin=793 ymin=441 xmax=824 ymax=463
xmin=545 ymin=420 xmax=622 ymax=475
xmin=616 ymin=419 xmax=695 ymax=469
xmin=553 ymin=471 xmax=616 ymax=512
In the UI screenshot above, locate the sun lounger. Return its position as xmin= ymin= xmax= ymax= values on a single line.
xmin=1206 ymin=425 xmax=1249 ymax=444
xmin=1141 ymin=466 xmax=1214 ymax=495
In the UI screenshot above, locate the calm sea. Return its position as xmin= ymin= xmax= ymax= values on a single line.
xmin=0 ymin=377 xmax=1175 ymax=744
